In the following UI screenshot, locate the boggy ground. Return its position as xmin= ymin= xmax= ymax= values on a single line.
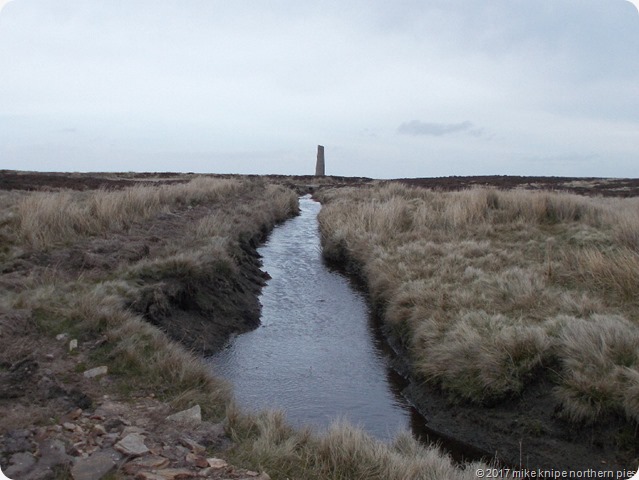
xmin=386 ymin=325 xmax=636 ymax=470
xmin=0 ymin=173 xmax=299 ymax=479
xmin=332 ymin=263 xmax=634 ymax=471
xmin=2 ymin=172 xmax=483 ymax=480
xmin=4 ymin=202 xmax=269 ymax=354
xmin=3 ymin=170 xmax=639 ymax=479
xmin=317 ymin=179 xmax=639 ymax=471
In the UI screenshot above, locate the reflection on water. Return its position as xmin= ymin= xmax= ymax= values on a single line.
xmin=209 ymin=195 xmax=413 ymax=441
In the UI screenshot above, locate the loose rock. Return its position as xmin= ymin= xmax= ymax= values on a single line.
xmin=2 ymin=429 xmax=33 ymax=454
xmin=83 ymin=366 xmax=108 ymax=379
xmin=166 ymin=405 xmax=201 ymax=424
xmin=90 ymin=424 xmax=107 ymax=436
xmin=207 ymin=457 xmax=228 ymax=469
xmin=70 ymin=448 xmax=122 ymax=480
xmin=121 ymin=426 xmax=146 ymax=437
xmin=4 ymin=452 xmax=36 ymax=478
xmin=185 ymin=452 xmax=208 ymax=468
xmin=34 ymin=438 xmax=72 ymax=478
xmin=114 ymin=433 xmax=149 ymax=457
xmin=179 ymin=437 xmax=205 ymax=454
xmin=122 ymin=455 xmax=170 ymax=475
xmin=136 ymin=468 xmax=194 ymax=480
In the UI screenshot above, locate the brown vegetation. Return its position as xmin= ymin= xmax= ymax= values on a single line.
xmin=5 ymin=172 xmax=638 ymax=476
xmin=317 ymin=183 xmax=639 ymax=467
xmin=0 ymin=176 xmax=300 ymax=477
xmin=225 ymin=407 xmax=484 ymax=480
xmin=1 ymin=172 xmax=492 ymax=479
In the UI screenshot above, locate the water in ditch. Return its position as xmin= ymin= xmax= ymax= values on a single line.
xmin=208 ymin=195 xmax=413 ymax=441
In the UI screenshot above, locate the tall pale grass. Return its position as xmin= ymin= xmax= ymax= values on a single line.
xmin=5 ymin=176 xmax=494 ymax=477
xmin=226 ymin=407 xmax=483 ymax=480
xmin=317 ymin=184 xmax=639 ymax=422
xmin=562 ymin=247 xmax=639 ymax=302
xmin=554 ymin=314 xmax=639 ymax=422
xmin=15 ymin=177 xmax=249 ymax=249
xmin=5 ymin=176 xmax=300 ymax=420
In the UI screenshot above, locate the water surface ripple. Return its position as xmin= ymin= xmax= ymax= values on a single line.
xmin=209 ymin=195 xmax=412 ymax=441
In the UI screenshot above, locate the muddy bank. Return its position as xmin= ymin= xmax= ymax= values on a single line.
xmin=384 ymin=322 xmax=634 ymax=469
xmin=2 ymin=203 xmax=273 ymax=357
xmin=323 ymin=248 xmax=637 ymax=470
xmin=128 ymin=238 xmax=270 ymax=356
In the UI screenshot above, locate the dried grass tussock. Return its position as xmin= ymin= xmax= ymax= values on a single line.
xmin=317 ymin=184 xmax=639 ymax=423
xmin=226 ymin=407 xmax=483 ymax=480
xmin=15 ymin=177 xmax=245 ymax=249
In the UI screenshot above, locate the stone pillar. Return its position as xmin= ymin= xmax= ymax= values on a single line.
xmin=315 ymin=145 xmax=325 ymax=177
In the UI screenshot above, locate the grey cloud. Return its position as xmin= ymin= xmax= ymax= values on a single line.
xmin=375 ymin=1 xmax=639 ymax=80
xmin=0 ymin=1 xmax=637 ymax=178
xmin=397 ymin=120 xmax=478 ymax=137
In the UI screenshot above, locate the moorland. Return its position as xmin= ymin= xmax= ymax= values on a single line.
xmin=1 ymin=170 xmax=637 ymax=478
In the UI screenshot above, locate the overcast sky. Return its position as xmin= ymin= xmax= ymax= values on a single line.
xmin=1 ymin=1 xmax=638 ymax=178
